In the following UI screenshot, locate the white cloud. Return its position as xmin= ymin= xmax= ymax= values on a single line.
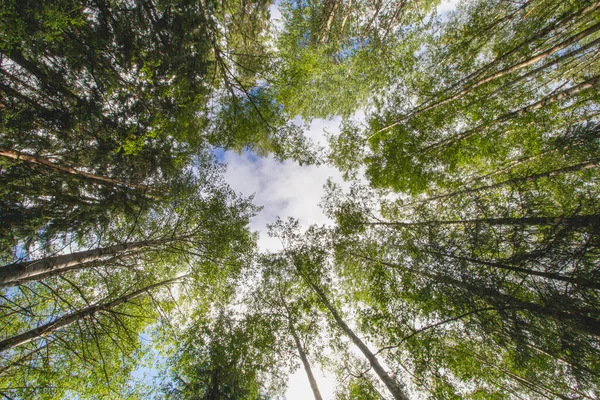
xmin=223 ymin=117 xmax=347 ymax=253
xmin=437 ymin=0 xmax=460 ymax=16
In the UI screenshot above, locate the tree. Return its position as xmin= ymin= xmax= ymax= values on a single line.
xmin=322 ymin=178 xmax=600 ymax=398
xmin=156 ymin=311 xmax=290 ymax=400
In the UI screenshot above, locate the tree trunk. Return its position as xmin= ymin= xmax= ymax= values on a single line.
xmin=373 ymin=1 xmax=600 ymax=135
xmin=414 ymin=158 xmax=598 ymax=205
xmin=297 ymin=266 xmax=410 ymax=400
xmin=372 ymin=214 xmax=600 ymax=229
xmin=0 ymin=148 xmax=156 ymax=192
xmin=278 ymin=292 xmax=324 ymax=400
xmin=415 ymin=20 xmax=600 ymax=119
xmin=354 ymin=254 xmax=600 ymax=337
xmin=423 ymin=74 xmax=600 ymax=152
xmin=489 ymin=35 xmax=600 ymax=99
xmin=0 ymin=237 xmax=182 ymax=287
xmin=290 ymin=322 xmax=323 ymax=400
xmin=0 ymin=275 xmax=186 ymax=354
xmin=424 ymin=250 xmax=600 ymax=290
xmin=455 ymin=0 xmax=600 ymax=88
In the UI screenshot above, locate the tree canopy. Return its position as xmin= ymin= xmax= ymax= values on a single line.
xmin=2 ymin=0 xmax=599 ymax=399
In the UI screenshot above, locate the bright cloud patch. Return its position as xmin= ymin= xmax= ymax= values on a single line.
xmin=223 ymin=117 xmax=347 ymax=252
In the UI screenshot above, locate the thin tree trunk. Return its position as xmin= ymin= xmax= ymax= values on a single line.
xmin=0 ymin=275 xmax=186 ymax=354
xmin=373 ymin=2 xmax=600 ymax=136
xmin=371 ymin=214 xmax=600 ymax=229
xmin=422 ymin=74 xmax=600 ymax=151
xmin=353 ymin=254 xmax=600 ymax=337
xmin=375 ymin=1 xmax=600 ymax=134
xmin=319 ymin=0 xmax=339 ymax=43
xmin=0 ymin=148 xmax=156 ymax=192
xmin=278 ymin=293 xmax=323 ymax=400
xmin=297 ymin=266 xmax=410 ymax=400
xmin=424 ymin=250 xmax=600 ymax=290
xmin=489 ymin=35 xmax=600 ymax=99
xmin=413 ymin=158 xmax=598 ymax=205
xmin=0 ymin=237 xmax=182 ymax=287
xmin=290 ymin=322 xmax=323 ymax=400
xmin=420 ymin=20 xmax=600 ymax=115
xmin=454 ymin=0 xmax=600 ymax=88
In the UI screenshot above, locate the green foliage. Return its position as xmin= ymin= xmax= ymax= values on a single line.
xmin=3 ymin=0 xmax=600 ymax=399
xmin=156 ymin=312 xmax=288 ymax=400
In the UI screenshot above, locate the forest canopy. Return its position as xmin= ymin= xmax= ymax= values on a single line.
xmin=1 ymin=0 xmax=599 ymax=399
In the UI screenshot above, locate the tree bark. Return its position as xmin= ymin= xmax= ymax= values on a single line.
xmin=0 ymin=275 xmax=186 ymax=354
xmin=354 ymin=254 xmax=600 ymax=337
xmin=424 ymin=250 xmax=600 ymax=290
xmin=414 ymin=158 xmax=598 ymax=205
xmin=0 ymin=237 xmax=182 ymax=287
xmin=371 ymin=214 xmax=600 ymax=229
xmin=290 ymin=322 xmax=323 ymax=400
xmin=0 ymin=148 xmax=156 ymax=192
xmin=297 ymin=265 xmax=410 ymax=400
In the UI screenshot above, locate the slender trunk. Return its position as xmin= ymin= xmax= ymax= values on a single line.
xmin=319 ymin=1 xmax=338 ymax=43
xmin=462 ymin=147 xmax=557 ymax=187
xmin=0 ymin=237 xmax=182 ymax=287
xmin=373 ymin=2 xmax=600 ymax=136
xmin=489 ymin=35 xmax=600 ymax=99
xmin=339 ymin=0 xmax=352 ymax=33
xmin=5 ymin=255 xmax=122 ymax=285
xmin=278 ymin=293 xmax=323 ymax=400
xmin=424 ymin=250 xmax=600 ymax=290
xmin=0 ymin=148 xmax=156 ymax=192
xmin=0 ymin=275 xmax=186 ymax=354
xmin=422 ymin=20 xmax=600 ymax=115
xmin=413 ymin=158 xmax=598 ymax=205
xmin=353 ymin=254 xmax=600 ymax=337
xmin=455 ymin=0 xmax=600 ymax=88
xmin=423 ymin=74 xmax=600 ymax=152
xmin=371 ymin=214 xmax=600 ymax=229
xmin=298 ymin=267 xmax=410 ymax=400
xmin=290 ymin=323 xmax=323 ymax=400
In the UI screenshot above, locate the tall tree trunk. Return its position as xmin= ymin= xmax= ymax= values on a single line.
xmin=414 ymin=20 xmax=600 ymax=120
xmin=354 ymin=254 xmax=600 ymax=337
xmin=489 ymin=35 xmax=600 ymax=99
xmin=0 ymin=275 xmax=186 ymax=354
xmin=278 ymin=293 xmax=323 ymax=400
xmin=373 ymin=1 xmax=600 ymax=135
xmin=454 ymin=0 xmax=600 ymax=88
xmin=413 ymin=158 xmax=598 ymax=206
xmin=297 ymin=266 xmax=410 ymax=400
xmin=290 ymin=322 xmax=323 ymax=400
xmin=424 ymin=250 xmax=600 ymax=290
xmin=0 ymin=237 xmax=183 ymax=287
xmin=0 ymin=148 xmax=156 ymax=192
xmin=422 ymin=74 xmax=600 ymax=151
xmin=371 ymin=214 xmax=600 ymax=229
